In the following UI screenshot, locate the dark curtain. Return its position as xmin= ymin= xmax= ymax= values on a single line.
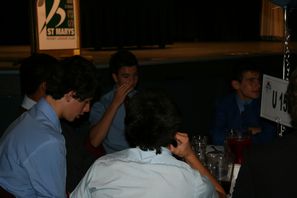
xmin=80 ymin=0 xmax=174 ymax=48
xmin=0 ymin=1 xmax=30 ymax=45
xmin=3 ymin=0 xmax=297 ymax=45
xmin=288 ymin=8 xmax=297 ymax=41
xmin=173 ymin=0 xmax=262 ymax=41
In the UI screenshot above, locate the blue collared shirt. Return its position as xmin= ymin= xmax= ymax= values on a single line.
xmin=89 ymin=88 xmax=136 ymax=153
xmin=70 ymin=147 xmax=218 ymax=198
xmin=0 ymin=98 xmax=66 ymax=198
xmin=210 ymin=93 xmax=276 ymax=145
xmin=235 ymin=95 xmax=252 ymax=114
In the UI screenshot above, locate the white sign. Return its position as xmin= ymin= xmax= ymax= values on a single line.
xmin=36 ymin=0 xmax=79 ymax=50
xmin=260 ymin=74 xmax=291 ymax=127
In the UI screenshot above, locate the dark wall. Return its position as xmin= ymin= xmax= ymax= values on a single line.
xmin=0 ymin=71 xmax=21 ymax=133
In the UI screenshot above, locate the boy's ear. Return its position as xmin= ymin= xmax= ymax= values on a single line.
xmin=112 ymin=73 xmax=118 ymax=83
xmin=40 ymin=81 xmax=46 ymax=90
xmin=231 ymin=80 xmax=240 ymax=90
xmin=65 ymin=91 xmax=76 ymax=102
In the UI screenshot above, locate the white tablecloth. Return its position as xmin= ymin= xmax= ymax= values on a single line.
xmin=228 ymin=164 xmax=241 ymax=197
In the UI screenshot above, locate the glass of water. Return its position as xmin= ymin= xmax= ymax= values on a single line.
xmin=191 ymin=135 xmax=208 ymax=165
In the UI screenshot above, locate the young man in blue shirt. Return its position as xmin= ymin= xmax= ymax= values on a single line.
xmin=233 ymin=64 xmax=297 ymax=198
xmin=89 ymin=49 xmax=139 ymax=153
xmin=210 ymin=63 xmax=277 ymax=145
xmin=0 ymin=56 xmax=98 ymax=198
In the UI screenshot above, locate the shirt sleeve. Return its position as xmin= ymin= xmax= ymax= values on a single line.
xmin=253 ymin=119 xmax=277 ymax=144
xmin=70 ymin=164 xmax=94 ymax=198
xmin=195 ymin=176 xmax=219 ymax=198
xmin=89 ymin=100 xmax=107 ymax=127
xmin=23 ymin=140 xmax=67 ymax=198
xmin=245 ymin=99 xmax=277 ymax=144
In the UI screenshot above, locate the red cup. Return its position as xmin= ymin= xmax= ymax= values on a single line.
xmin=226 ymin=129 xmax=251 ymax=164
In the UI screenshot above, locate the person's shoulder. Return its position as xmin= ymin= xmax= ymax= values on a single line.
xmin=91 ymin=89 xmax=113 ymax=107
xmin=216 ymin=93 xmax=237 ymax=108
xmin=95 ymin=89 xmax=114 ymax=103
xmin=218 ymin=93 xmax=236 ymax=102
xmin=5 ymin=115 xmax=63 ymax=153
xmin=275 ymin=131 xmax=297 ymax=147
xmin=251 ymin=97 xmax=261 ymax=107
xmin=92 ymin=149 xmax=131 ymax=166
xmin=248 ymin=132 xmax=297 ymax=158
xmin=102 ymin=89 xmax=115 ymax=99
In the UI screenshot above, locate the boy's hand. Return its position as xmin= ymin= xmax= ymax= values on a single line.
xmin=249 ymin=127 xmax=261 ymax=135
xmin=168 ymin=132 xmax=196 ymax=160
xmin=113 ymin=81 xmax=134 ymax=106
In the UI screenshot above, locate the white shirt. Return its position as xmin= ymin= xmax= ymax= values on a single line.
xmin=71 ymin=147 xmax=218 ymax=198
xmin=21 ymin=95 xmax=37 ymax=110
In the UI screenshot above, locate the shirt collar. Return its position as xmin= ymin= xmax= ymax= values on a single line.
xmin=236 ymin=94 xmax=252 ymax=113
xmin=35 ymin=98 xmax=62 ymax=133
xmin=136 ymin=146 xmax=172 ymax=156
xmin=21 ymin=95 xmax=37 ymax=110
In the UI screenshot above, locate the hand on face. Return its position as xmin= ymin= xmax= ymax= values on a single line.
xmin=113 ymin=80 xmax=135 ymax=105
xmin=168 ymin=132 xmax=195 ymax=159
xmin=112 ymin=66 xmax=138 ymax=106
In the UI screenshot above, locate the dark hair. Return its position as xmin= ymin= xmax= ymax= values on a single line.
xmin=19 ymin=53 xmax=58 ymax=95
xmin=109 ymin=49 xmax=138 ymax=74
xmin=125 ymin=89 xmax=182 ymax=154
xmin=287 ymin=68 xmax=297 ymax=127
xmin=231 ymin=62 xmax=261 ymax=82
xmin=46 ymin=55 xmax=98 ymax=101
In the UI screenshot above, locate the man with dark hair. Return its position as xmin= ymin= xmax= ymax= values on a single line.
xmin=71 ymin=89 xmax=225 ymax=198
xmin=89 ymin=49 xmax=139 ymax=153
xmin=18 ymin=53 xmax=58 ymax=113
xmin=0 ymin=55 xmax=98 ymax=198
xmin=210 ymin=63 xmax=276 ymax=145
xmin=232 ymin=68 xmax=297 ymax=197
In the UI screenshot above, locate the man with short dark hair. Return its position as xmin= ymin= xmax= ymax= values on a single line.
xmin=71 ymin=89 xmax=225 ymax=198
xmin=89 ymin=49 xmax=139 ymax=153
xmin=0 ymin=55 xmax=98 ymax=198
xmin=210 ymin=63 xmax=276 ymax=145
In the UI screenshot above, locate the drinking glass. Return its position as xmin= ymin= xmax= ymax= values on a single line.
xmin=206 ymin=151 xmax=234 ymax=195
xmin=191 ymin=135 xmax=207 ymax=165
xmin=225 ymin=128 xmax=251 ymax=164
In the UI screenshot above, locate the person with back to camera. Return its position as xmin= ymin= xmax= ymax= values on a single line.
xmin=0 ymin=55 xmax=98 ymax=198
xmin=210 ymin=63 xmax=277 ymax=145
xmin=18 ymin=53 xmax=58 ymax=113
xmin=71 ymin=89 xmax=226 ymax=198
xmin=89 ymin=49 xmax=139 ymax=154
xmin=232 ymin=67 xmax=297 ymax=197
